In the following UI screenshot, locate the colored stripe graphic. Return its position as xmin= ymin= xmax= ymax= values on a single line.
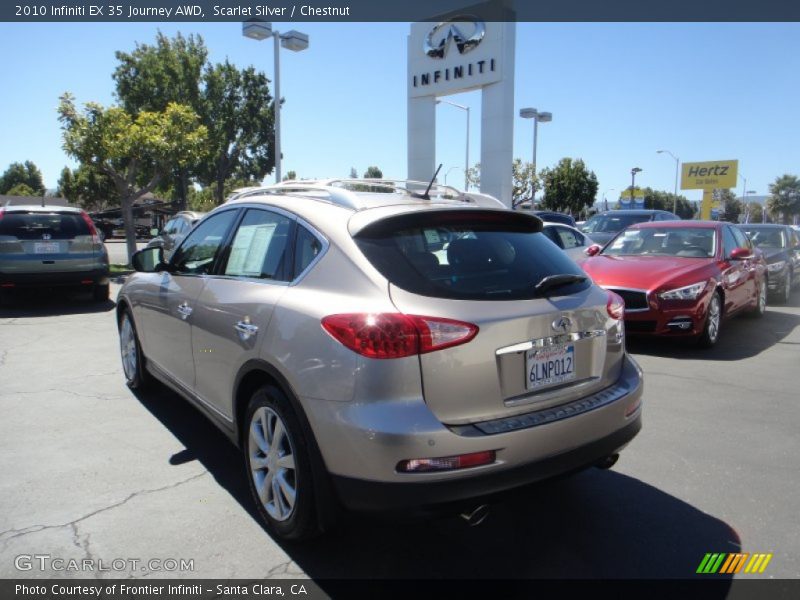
xmin=698 ymin=552 xmax=772 ymax=574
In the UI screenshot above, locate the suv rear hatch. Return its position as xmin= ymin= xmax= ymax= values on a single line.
xmin=0 ymin=209 xmax=102 ymax=274
xmin=354 ymin=209 xmax=625 ymax=425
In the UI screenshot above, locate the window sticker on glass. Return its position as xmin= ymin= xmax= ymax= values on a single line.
xmin=423 ymin=229 xmax=441 ymax=244
xmin=226 ymin=223 xmax=276 ymax=277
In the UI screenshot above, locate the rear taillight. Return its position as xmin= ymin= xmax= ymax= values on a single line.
xmin=0 ymin=207 xmax=5 ymax=221
xmin=321 ymin=313 xmax=478 ymax=359
xmin=606 ymin=290 xmax=625 ymax=320
xmin=79 ymin=211 xmax=101 ymax=244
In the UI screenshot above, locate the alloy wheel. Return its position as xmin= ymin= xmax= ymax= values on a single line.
xmin=120 ymin=315 xmax=138 ymax=382
xmin=248 ymin=407 xmax=297 ymax=522
xmin=707 ymin=295 xmax=721 ymax=343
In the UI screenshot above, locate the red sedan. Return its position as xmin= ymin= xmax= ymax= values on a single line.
xmin=580 ymin=221 xmax=767 ymax=347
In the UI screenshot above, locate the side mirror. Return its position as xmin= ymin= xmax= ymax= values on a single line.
xmin=730 ymin=247 xmax=753 ymax=261
xmin=132 ymin=246 xmax=169 ymax=273
xmin=585 ymin=244 xmax=602 ymax=257
xmin=150 ymin=228 xmax=159 ymax=237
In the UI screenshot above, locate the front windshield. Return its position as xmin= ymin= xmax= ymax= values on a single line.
xmin=581 ymin=213 xmax=653 ymax=234
xmin=603 ymin=227 xmax=716 ymax=258
xmin=740 ymin=227 xmax=785 ymax=249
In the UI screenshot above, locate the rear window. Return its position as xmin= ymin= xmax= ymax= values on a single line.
xmin=0 ymin=211 xmax=90 ymax=240
xmin=354 ymin=211 xmax=590 ymax=300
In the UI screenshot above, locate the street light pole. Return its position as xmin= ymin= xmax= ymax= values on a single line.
xmin=602 ymin=189 xmax=615 ymax=211
xmin=631 ymin=167 xmax=642 ymax=207
xmin=520 ymin=108 xmax=552 ymax=207
xmin=243 ymin=21 xmax=309 ymax=184
xmin=436 ymin=99 xmax=470 ymax=190
xmin=656 ymin=149 xmax=679 ymax=214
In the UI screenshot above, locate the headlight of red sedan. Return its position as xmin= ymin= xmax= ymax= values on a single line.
xmin=658 ymin=281 xmax=708 ymax=301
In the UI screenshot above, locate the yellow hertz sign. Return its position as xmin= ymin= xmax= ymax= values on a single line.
xmin=696 ymin=552 xmax=773 ymax=574
xmin=681 ymin=160 xmax=738 ymax=190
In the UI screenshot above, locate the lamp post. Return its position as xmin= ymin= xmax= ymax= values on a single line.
xmin=602 ymin=188 xmax=615 ymax=212
xmin=630 ymin=167 xmax=642 ymax=207
xmin=520 ymin=108 xmax=552 ymax=207
xmin=437 ymin=99 xmax=470 ymax=190
xmin=656 ymin=149 xmax=679 ymax=214
xmin=444 ymin=166 xmax=461 ymax=186
xmin=742 ymin=189 xmax=757 ymax=223
xmin=243 ymin=20 xmax=309 ymax=184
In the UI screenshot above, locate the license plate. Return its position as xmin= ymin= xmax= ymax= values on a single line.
xmin=526 ymin=344 xmax=576 ymax=390
xmin=34 ymin=242 xmax=60 ymax=254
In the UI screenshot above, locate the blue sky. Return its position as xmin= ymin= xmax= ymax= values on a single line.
xmin=1 ymin=21 xmax=798 ymax=202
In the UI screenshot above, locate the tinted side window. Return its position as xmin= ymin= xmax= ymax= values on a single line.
xmin=163 ymin=219 xmax=178 ymax=235
xmin=541 ymin=227 xmax=562 ymax=247
xmin=224 ymin=209 xmax=292 ymax=281
xmin=293 ymin=225 xmax=323 ymax=277
xmin=172 ymin=210 xmax=238 ymax=275
xmin=721 ymin=226 xmax=739 ymax=258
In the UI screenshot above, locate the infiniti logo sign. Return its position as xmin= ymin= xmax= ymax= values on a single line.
xmin=424 ymin=16 xmax=485 ymax=59
xmin=552 ymin=316 xmax=572 ymax=333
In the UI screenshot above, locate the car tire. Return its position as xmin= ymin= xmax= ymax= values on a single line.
xmin=748 ymin=279 xmax=767 ymax=317
xmin=697 ymin=291 xmax=722 ymax=348
xmin=119 ymin=308 xmax=151 ymax=390
xmin=93 ymin=283 xmax=110 ymax=303
xmin=244 ymin=385 xmax=322 ymax=541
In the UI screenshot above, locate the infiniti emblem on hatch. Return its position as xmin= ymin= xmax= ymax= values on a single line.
xmin=552 ymin=316 xmax=571 ymax=333
xmin=42 ymin=233 xmax=51 ymax=240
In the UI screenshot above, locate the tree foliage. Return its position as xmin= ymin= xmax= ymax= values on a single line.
xmin=767 ymin=174 xmax=800 ymax=224
xmin=712 ymin=189 xmax=742 ymax=223
xmin=539 ymin=158 xmax=598 ymax=215
xmin=198 ymin=61 xmax=275 ymax=204
xmin=743 ymin=201 xmax=763 ymax=223
xmin=5 ymin=183 xmax=37 ymax=196
xmin=0 ymin=161 xmax=46 ymax=195
xmin=57 ymin=164 xmax=118 ymax=211
xmin=364 ymin=166 xmax=383 ymax=179
xmin=58 ymin=93 xmax=207 ymax=263
xmin=511 ymin=159 xmax=537 ymax=208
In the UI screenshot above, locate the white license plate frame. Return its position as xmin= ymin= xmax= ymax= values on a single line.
xmin=525 ymin=344 xmax=576 ymax=391
xmin=34 ymin=242 xmax=60 ymax=254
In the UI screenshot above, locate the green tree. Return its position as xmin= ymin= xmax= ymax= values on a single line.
xmin=5 ymin=183 xmax=37 ymax=196
xmin=57 ymin=164 xmax=119 ymax=211
xmin=539 ymin=158 xmax=599 ymax=215
xmin=767 ymin=174 xmax=800 ymax=224
xmin=58 ymin=93 xmax=208 ymax=264
xmin=511 ymin=159 xmax=537 ymax=208
xmin=640 ymin=187 xmax=696 ymax=218
xmin=744 ymin=201 xmax=763 ymax=223
xmin=198 ymin=61 xmax=275 ymax=205
xmin=713 ymin=189 xmax=742 ymax=223
xmin=284 ymin=171 xmax=297 ymax=181
xmin=113 ymin=31 xmax=208 ymax=210
xmin=364 ymin=166 xmax=383 ymax=179
xmin=0 ymin=161 xmax=46 ymax=195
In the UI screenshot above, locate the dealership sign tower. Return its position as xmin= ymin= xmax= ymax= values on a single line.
xmin=408 ymin=16 xmax=516 ymax=207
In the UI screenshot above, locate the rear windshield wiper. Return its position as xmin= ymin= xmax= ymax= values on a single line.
xmin=534 ymin=273 xmax=587 ymax=295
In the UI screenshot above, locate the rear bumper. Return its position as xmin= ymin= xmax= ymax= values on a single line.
xmin=312 ymin=354 xmax=643 ymax=512
xmin=0 ymin=268 xmax=109 ymax=288
xmin=332 ymin=415 xmax=640 ymax=511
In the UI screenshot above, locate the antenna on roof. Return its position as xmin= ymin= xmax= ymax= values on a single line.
xmin=421 ymin=163 xmax=443 ymax=200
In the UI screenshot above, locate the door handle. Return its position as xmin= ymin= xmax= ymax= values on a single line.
xmin=235 ymin=320 xmax=259 ymax=341
xmin=177 ymin=303 xmax=193 ymax=320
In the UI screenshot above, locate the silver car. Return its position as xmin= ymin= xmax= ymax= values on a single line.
xmin=0 ymin=204 xmax=110 ymax=303
xmin=117 ymin=180 xmax=643 ymax=540
xmin=146 ymin=210 xmax=206 ymax=258
xmin=541 ymin=222 xmax=596 ymax=261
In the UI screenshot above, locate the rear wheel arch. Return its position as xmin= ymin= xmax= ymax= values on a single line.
xmin=233 ymin=360 xmax=340 ymax=531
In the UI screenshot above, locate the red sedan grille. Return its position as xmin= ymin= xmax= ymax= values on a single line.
xmin=606 ymin=288 xmax=648 ymax=310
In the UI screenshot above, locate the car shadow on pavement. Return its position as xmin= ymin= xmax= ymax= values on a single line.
xmin=627 ymin=303 xmax=800 ymax=361
xmin=132 ymin=386 xmax=739 ymax=585
xmin=0 ymin=289 xmax=115 ymax=317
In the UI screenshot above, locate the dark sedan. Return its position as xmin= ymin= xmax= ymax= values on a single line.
xmin=579 ymin=210 xmax=680 ymax=246
xmin=737 ymin=224 xmax=800 ymax=304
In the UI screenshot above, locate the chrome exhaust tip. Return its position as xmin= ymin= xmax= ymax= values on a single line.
xmin=595 ymin=453 xmax=619 ymax=470
xmin=460 ymin=504 xmax=490 ymax=527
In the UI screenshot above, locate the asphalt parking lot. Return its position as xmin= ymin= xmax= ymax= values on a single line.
xmin=0 ymin=283 xmax=798 ymax=582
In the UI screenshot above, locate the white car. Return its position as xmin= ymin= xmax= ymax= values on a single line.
xmin=541 ymin=223 xmax=595 ymax=261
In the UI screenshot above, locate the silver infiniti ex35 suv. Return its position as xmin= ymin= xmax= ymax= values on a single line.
xmin=117 ymin=179 xmax=643 ymax=540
